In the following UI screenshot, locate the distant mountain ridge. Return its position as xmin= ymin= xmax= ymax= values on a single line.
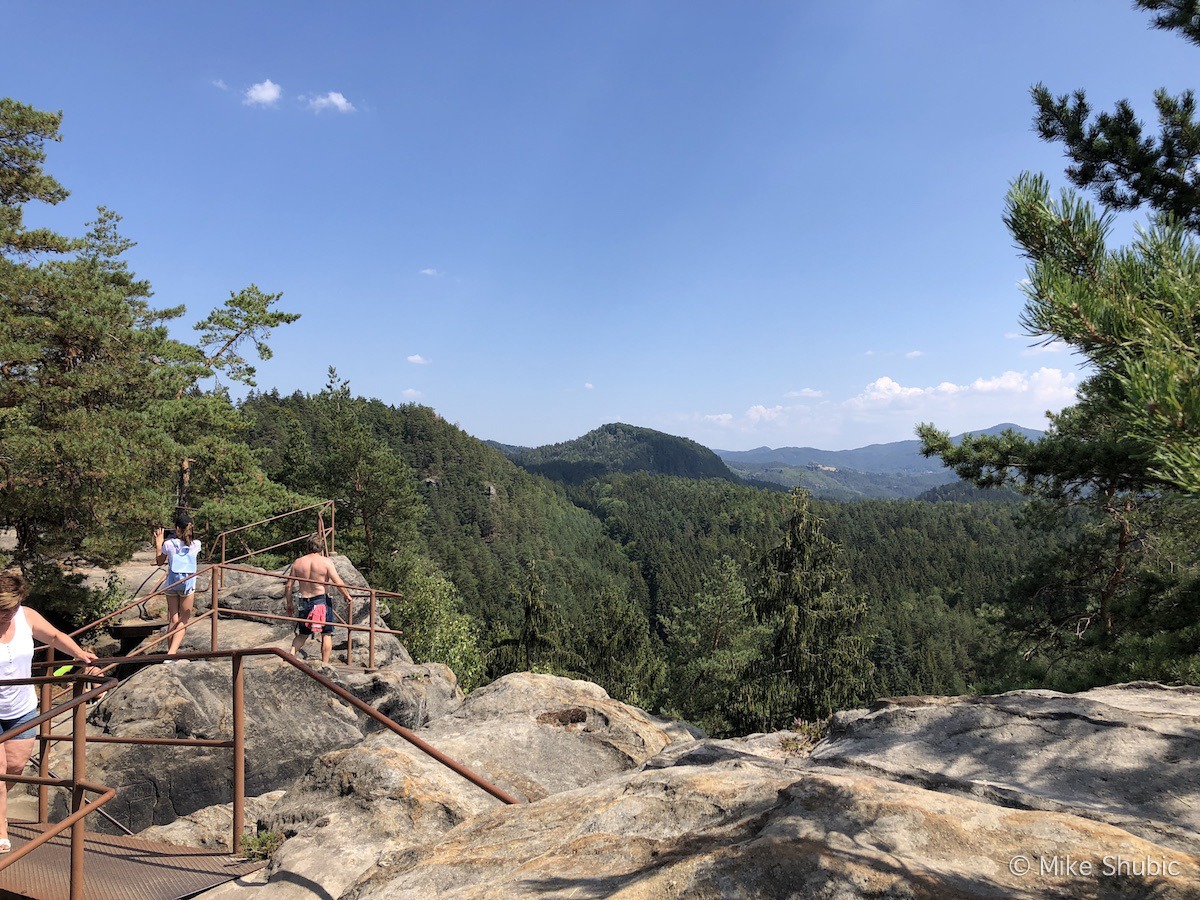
xmin=493 ymin=422 xmax=1044 ymax=501
xmin=493 ymin=423 xmax=739 ymax=485
xmin=715 ymin=423 xmax=1045 ymax=475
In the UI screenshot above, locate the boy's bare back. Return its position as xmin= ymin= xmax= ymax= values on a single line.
xmin=290 ymin=552 xmax=345 ymax=598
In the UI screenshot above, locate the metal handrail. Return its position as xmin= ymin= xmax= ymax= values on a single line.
xmin=56 ymin=554 xmax=406 ymax=681
xmin=0 ymin=672 xmax=119 ymax=900
xmin=16 ymin=649 xmax=519 ymax=885
xmin=213 ymin=500 xmax=337 ymax=566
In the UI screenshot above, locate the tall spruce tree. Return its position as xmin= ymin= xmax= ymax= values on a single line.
xmin=741 ymin=490 xmax=872 ymax=730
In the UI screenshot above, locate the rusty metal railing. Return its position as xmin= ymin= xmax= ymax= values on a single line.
xmin=0 ymin=670 xmax=118 ymax=900
xmin=213 ymin=500 xmax=337 ymax=567
xmin=60 ymin=558 xmax=406 ymax=677
xmin=22 ymin=649 xmax=519 ymax=882
xmin=5 ymin=502 xmax=510 ymax=895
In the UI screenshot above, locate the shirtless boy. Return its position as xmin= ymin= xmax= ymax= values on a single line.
xmin=285 ymin=535 xmax=353 ymax=664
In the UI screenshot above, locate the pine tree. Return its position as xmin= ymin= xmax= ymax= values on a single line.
xmin=662 ymin=556 xmax=767 ymax=735
xmin=919 ymin=3 xmax=1200 ymax=683
xmin=297 ymin=370 xmax=423 ymax=580
xmin=0 ymin=99 xmax=300 ymax=576
xmin=741 ymin=490 xmax=873 ymax=730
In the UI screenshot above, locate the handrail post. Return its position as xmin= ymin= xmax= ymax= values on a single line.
xmin=70 ymin=677 xmax=87 ymax=900
xmin=345 ymin=593 xmax=354 ymax=666
xmin=37 ymin=649 xmax=53 ymax=824
xmin=330 ymin=501 xmax=335 ymax=554
xmin=211 ymin=565 xmax=220 ymax=652
xmin=368 ymin=590 xmax=377 ymax=670
xmin=232 ymin=653 xmax=245 ymax=855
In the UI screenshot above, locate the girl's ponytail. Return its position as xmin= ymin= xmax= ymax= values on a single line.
xmin=174 ymin=512 xmax=194 ymax=545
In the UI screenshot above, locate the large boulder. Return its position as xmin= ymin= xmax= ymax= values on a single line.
xmin=412 ymin=672 xmax=703 ymax=802
xmin=810 ymin=681 xmax=1200 ymax=856
xmin=199 ymin=681 xmax=1200 ymax=899
xmin=220 ymin=673 xmax=703 ymax=898
xmin=345 ymin=740 xmax=1200 ymax=899
xmin=137 ymin=791 xmax=287 ymax=852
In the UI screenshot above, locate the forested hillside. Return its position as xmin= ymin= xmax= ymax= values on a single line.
xmin=242 ymin=384 xmax=647 ymax=626
xmin=499 ymin=423 xmax=739 ymax=485
xmin=718 ymin=424 xmax=1045 ymax=499
xmin=236 ymin=383 xmax=1039 ymax=732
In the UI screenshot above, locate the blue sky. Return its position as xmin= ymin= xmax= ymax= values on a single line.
xmin=5 ymin=2 xmax=1194 ymax=450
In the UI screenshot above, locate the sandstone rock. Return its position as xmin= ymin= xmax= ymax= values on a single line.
xmin=414 ymin=672 xmax=703 ymax=802
xmin=345 ymin=743 xmax=1200 ymax=899
xmin=812 ymin=681 xmax=1200 ymax=856
xmin=198 ymin=682 xmax=1200 ymax=899
xmin=53 ymin=650 xmax=462 ymax=832
xmin=137 ymin=791 xmax=286 ymax=852
xmin=208 ymin=673 xmax=702 ymax=898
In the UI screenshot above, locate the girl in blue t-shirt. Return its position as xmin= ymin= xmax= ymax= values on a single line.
xmin=153 ymin=513 xmax=202 ymax=661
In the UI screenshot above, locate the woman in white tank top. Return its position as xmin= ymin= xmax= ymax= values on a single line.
xmin=0 ymin=572 xmax=98 ymax=853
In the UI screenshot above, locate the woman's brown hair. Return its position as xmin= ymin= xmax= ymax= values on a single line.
xmin=0 ymin=571 xmax=28 ymax=612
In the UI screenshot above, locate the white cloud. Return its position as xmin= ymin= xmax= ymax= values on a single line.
xmin=784 ymin=388 xmax=823 ymax=399
xmin=865 ymin=349 xmax=876 ymax=356
xmin=244 ymin=79 xmax=282 ymax=107
xmin=584 ymin=382 xmax=594 ymax=390
xmin=308 ymin=91 xmax=355 ymax=114
xmin=402 ymin=388 xmax=422 ymax=398
xmin=848 ymin=368 xmax=1077 ymax=412
xmin=419 ymin=268 xmax=440 ymax=277
xmin=407 ymin=354 xmax=431 ymax=365
xmin=746 ymin=404 xmax=785 ymax=424
xmin=681 ymin=366 xmax=1080 ymax=450
xmin=905 ymin=350 xmax=924 ymax=359
xmin=212 ymin=79 xmax=228 ymax=91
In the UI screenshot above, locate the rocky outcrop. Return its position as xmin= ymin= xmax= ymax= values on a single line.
xmin=348 ymin=741 xmax=1200 ymax=900
xmin=138 ymin=791 xmax=286 ymax=852
xmin=244 ymin=673 xmax=702 ymax=898
xmin=59 ymin=654 xmax=459 ymax=831
xmin=408 ymin=673 xmax=703 ymax=802
xmin=199 ymin=682 xmax=1200 ymax=899
xmin=53 ymin=614 xmax=460 ymax=831
xmin=810 ymin=682 xmax=1200 ymax=856
xmin=73 ymin=552 xmax=1200 ymax=898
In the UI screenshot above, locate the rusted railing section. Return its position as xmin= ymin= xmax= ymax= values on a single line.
xmin=212 ymin=563 xmax=405 ymax=669
xmin=6 ymin=501 xmax=499 ymax=895
xmin=213 ymin=500 xmax=337 ymax=567
xmin=61 ymin=558 xmax=405 ymax=677
xmin=24 ymin=649 xmax=519 ymax=872
xmin=0 ymin=671 xmax=118 ymax=900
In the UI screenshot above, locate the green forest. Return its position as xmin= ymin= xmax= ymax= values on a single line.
xmin=3 ymin=2 xmax=1200 ymax=737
